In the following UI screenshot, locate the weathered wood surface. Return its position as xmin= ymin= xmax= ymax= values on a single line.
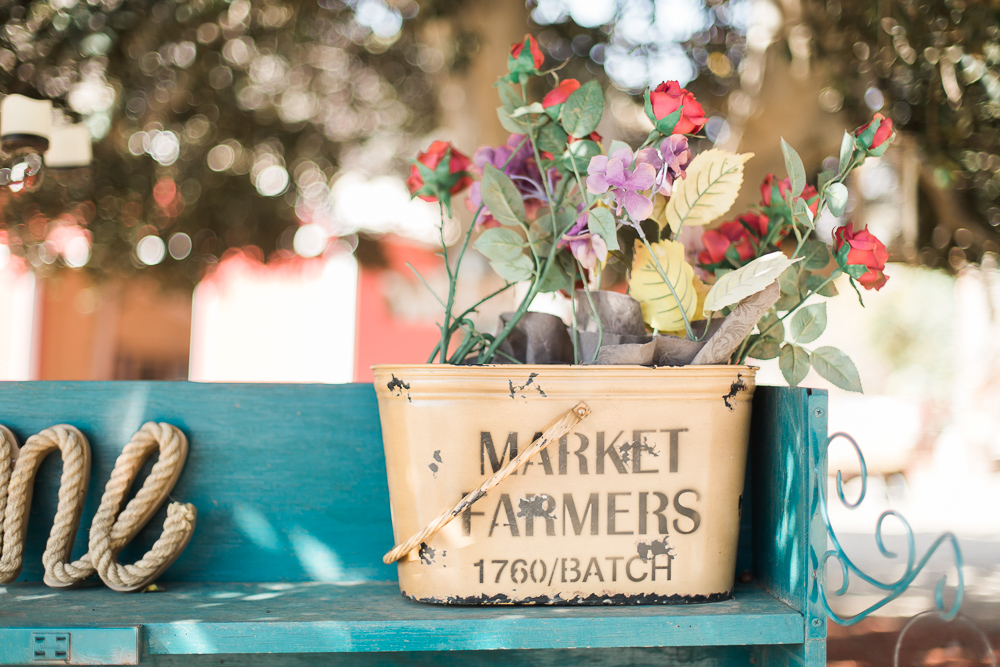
xmin=1 ymin=581 xmax=801 ymax=654
xmin=0 ymin=382 xmax=394 ymax=583
xmin=748 ymin=387 xmax=829 ymax=666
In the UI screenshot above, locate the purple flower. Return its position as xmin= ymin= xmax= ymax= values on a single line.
xmin=636 ymin=135 xmax=691 ymax=196
xmin=465 ymin=134 xmax=554 ymax=228
xmin=586 ymin=146 xmax=656 ymax=223
xmin=558 ymin=209 xmax=608 ymax=274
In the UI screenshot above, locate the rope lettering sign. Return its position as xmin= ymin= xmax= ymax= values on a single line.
xmin=0 ymin=422 xmax=196 ymax=592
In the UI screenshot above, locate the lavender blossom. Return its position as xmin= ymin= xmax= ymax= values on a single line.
xmin=559 ymin=209 xmax=608 ymax=274
xmin=636 ymin=135 xmax=691 ymax=197
xmin=465 ymin=134 xmax=553 ymax=228
xmin=586 ymin=146 xmax=656 ymax=223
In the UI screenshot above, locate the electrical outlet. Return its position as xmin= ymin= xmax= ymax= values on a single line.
xmin=31 ymin=632 xmax=69 ymax=662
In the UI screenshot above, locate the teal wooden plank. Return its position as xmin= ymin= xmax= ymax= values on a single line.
xmin=0 ymin=382 xmax=394 ymax=583
xmin=0 ymin=627 xmax=138 ymax=665
xmin=138 ymin=646 xmax=757 ymax=666
xmin=747 ymin=386 xmax=828 ymax=666
xmin=140 ymin=646 xmax=758 ymax=666
xmin=0 ymin=581 xmax=803 ymax=654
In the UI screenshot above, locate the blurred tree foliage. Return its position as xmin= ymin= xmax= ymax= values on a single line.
xmin=806 ymin=0 xmax=1000 ymax=268
xmin=0 ymin=0 xmax=479 ymax=283
xmin=0 ymin=0 xmax=752 ymax=286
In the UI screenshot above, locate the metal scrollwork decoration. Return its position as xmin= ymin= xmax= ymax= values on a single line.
xmin=819 ymin=431 xmax=997 ymax=666
xmin=819 ymin=431 xmax=964 ymax=625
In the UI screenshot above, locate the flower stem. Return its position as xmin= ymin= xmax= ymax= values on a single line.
xmin=577 ymin=262 xmax=604 ymax=363
xmin=478 ymin=128 xmax=574 ymax=363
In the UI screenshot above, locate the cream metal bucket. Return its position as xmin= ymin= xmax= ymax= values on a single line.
xmin=373 ymin=364 xmax=756 ymax=605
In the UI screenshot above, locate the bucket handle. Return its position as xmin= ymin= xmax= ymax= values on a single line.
xmin=382 ymin=402 xmax=591 ymax=565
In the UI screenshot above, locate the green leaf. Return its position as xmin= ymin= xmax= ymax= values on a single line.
xmin=588 ymin=207 xmax=619 ymax=252
xmin=480 ymin=163 xmax=526 ymax=227
xmin=510 ymin=102 xmax=546 ymax=118
xmin=560 ymin=139 xmax=601 ymax=172
xmin=781 ymin=138 xmax=806 ymax=198
xmin=825 ymin=182 xmax=849 ymax=216
xmin=474 ymin=228 xmax=525 ymax=262
xmin=839 ymin=131 xmax=855 ymax=172
xmin=526 ymin=222 xmax=553 ymax=257
xmin=608 ymin=139 xmax=631 ymax=159
xmin=777 ymin=261 xmax=803 ymax=296
xmin=747 ymin=334 xmax=781 ymax=360
xmin=490 ymin=254 xmax=534 ymax=282
xmin=800 ymin=239 xmax=831 ymax=270
xmin=757 ymin=310 xmax=784 ymax=341
xmin=790 ymin=302 xmax=827 ymax=344
xmin=497 ymin=107 xmax=527 ymax=134
xmin=537 ymin=252 xmax=574 ymax=293
xmin=817 ymin=169 xmax=836 ymax=191
xmin=793 ymin=197 xmax=814 ymax=227
xmin=811 ymin=346 xmax=863 ymax=393
xmin=806 ymin=273 xmax=839 ymax=297
xmin=559 ymin=80 xmax=604 ymax=138
xmin=537 ymin=121 xmax=569 ymax=154
xmin=496 ymin=80 xmax=521 ymax=112
xmin=779 ymin=344 xmax=811 ymax=386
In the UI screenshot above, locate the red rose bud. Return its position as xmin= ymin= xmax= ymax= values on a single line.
xmin=854 ymin=113 xmax=895 ymax=157
xmin=508 ymin=35 xmax=544 ymax=81
xmin=406 ymin=141 xmax=472 ymax=210
xmin=833 ymin=224 xmax=889 ymax=290
xmin=568 ymin=131 xmax=602 ymax=144
xmin=760 ymin=174 xmax=819 ymax=217
xmin=644 ymin=81 xmax=707 ymax=136
xmin=542 ymin=79 xmax=581 ymax=118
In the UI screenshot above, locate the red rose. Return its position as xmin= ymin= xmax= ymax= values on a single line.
xmin=833 ymin=224 xmax=889 ymax=290
xmin=543 ymin=79 xmax=581 ymax=109
xmin=854 ymin=113 xmax=895 ymax=157
xmin=406 ymin=141 xmax=472 ymax=204
xmin=508 ymin=35 xmax=544 ymax=79
xmin=644 ymin=81 xmax=707 ymax=135
xmin=738 ymin=211 xmax=770 ymax=238
xmin=698 ymin=220 xmax=756 ymax=266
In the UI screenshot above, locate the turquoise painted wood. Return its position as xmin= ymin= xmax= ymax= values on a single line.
xmin=0 ymin=382 xmax=827 ymax=666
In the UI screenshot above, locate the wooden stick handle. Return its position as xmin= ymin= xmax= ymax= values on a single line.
xmin=383 ymin=402 xmax=591 ymax=565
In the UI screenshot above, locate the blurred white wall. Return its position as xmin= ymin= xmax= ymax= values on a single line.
xmin=0 ymin=258 xmax=38 ymax=380
xmin=189 ymin=250 xmax=357 ymax=383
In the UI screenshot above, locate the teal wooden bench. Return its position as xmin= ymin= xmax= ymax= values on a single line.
xmin=0 ymin=382 xmax=828 ymax=666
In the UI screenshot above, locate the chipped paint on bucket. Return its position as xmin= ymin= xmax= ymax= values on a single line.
xmin=373 ymin=364 xmax=755 ymax=605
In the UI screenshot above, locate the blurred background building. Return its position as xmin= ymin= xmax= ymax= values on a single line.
xmin=0 ymin=0 xmax=997 ymax=663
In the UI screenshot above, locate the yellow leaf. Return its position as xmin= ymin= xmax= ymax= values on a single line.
xmin=649 ymin=193 xmax=668 ymax=229
xmin=629 ymin=239 xmax=698 ymax=332
xmin=662 ymin=149 xmax=753 ymax=232
xmin=659 ymin=276 xmax=709 ymax=337
xmin=704 ymin=251 xmax=801 ymax=312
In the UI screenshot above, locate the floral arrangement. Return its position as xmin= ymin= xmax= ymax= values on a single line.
xmin=406 ymin=35 xmax=893 ymax=392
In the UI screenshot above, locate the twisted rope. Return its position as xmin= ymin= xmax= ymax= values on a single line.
xmin=1 ymin=425 xmax=90 ymax=584
xmin=87 ymin=422 xmax=197 ymax=592
xmin=0 ymin=421 xmax=196 ymax=592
